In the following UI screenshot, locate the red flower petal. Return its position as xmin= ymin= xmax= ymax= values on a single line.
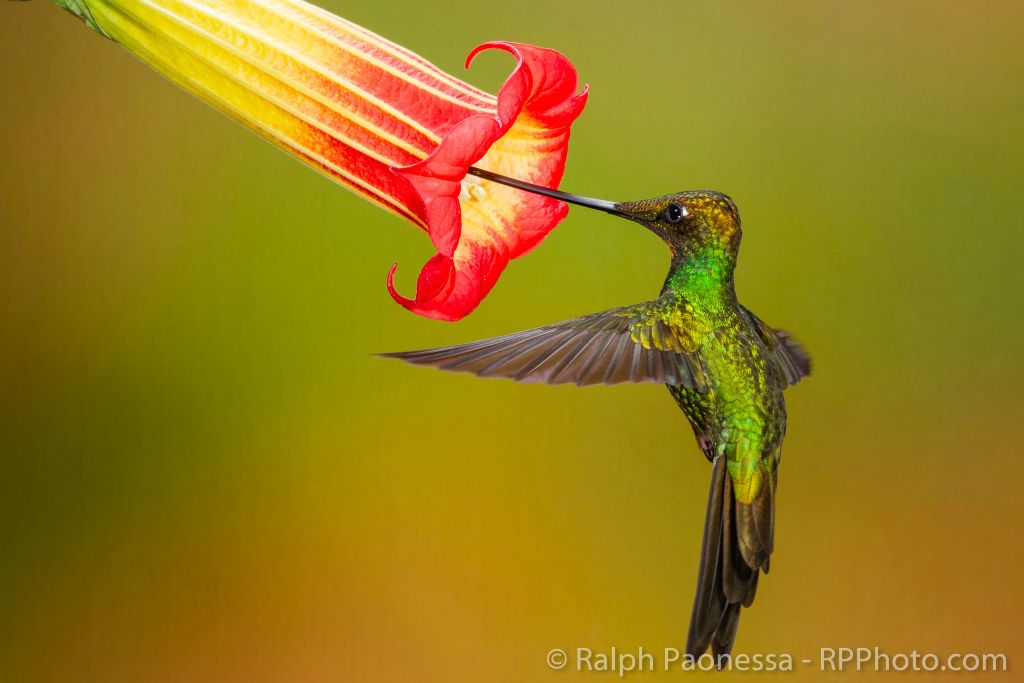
xmin=389 ymin=42 xmax=587 ymax=320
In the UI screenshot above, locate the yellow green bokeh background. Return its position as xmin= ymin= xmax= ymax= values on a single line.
xmin=2 ymin=1 xmax=1023 ymax=680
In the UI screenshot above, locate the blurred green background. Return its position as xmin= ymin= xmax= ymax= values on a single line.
xmin=2 ymin=1 xmax=1022 ymax=681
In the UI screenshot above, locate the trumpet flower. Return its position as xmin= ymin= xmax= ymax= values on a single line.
xmin=52 ymin=0 xmax=588 ymax=319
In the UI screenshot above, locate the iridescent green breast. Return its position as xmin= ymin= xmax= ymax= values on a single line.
xmin=667 ymin=305 xmax=789 ymax=504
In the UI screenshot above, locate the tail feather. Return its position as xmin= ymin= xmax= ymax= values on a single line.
xmin=750 ymin=462 xmax=777 ymax=561
xmin=686 ymin=456 xmax=729 ymax=653
xmin=686 ymin=455 xmax=776 ymax=658
xmin=721 ymin=477 xmax=758 ymax=605
xmin=711 ymin=604 xmax=741 ymax=658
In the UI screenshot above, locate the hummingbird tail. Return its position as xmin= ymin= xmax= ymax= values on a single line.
xmin=686 ymin=455 xmax=774 ymax=661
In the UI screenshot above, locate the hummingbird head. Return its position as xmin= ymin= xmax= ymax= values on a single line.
xmin=613 ymin=191 xmax=742 ymax=259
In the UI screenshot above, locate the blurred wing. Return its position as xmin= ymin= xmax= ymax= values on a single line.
xmin=743 ymin=308 xmax=812 ymax=387
xmin=380 ymin=304 xmax=706 ymax=388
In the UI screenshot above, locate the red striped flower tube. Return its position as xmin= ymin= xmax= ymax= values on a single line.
xmin=52 ymin=0 xmax=588 ymax=320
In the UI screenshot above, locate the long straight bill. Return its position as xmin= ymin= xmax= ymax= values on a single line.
xmin=467 ymin=166 xmax=621 ymax=215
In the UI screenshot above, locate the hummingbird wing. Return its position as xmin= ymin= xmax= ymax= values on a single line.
xmin=742 ymin=308 xmax=812 ymax=387
xmin=379 ymin=302 xmax=707 ymax=389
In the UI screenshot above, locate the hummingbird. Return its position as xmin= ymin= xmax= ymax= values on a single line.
xmin=381 ymin=167 xmax=811 ymax=657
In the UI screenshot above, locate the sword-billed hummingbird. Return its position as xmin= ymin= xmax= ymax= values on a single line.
xmin=382 ymin=167 xmax=811 ymax=657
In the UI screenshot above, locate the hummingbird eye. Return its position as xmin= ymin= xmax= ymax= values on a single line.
xmin=664 ymin=203 xmax=688 ymax=225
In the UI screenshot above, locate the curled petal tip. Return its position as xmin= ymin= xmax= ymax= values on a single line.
xmin=385 ymin=263 xmax=409 ymax=304
xmin=386 ymin=255 xmax=471 ymax=320
xmin=465 ymin=40 xmax=520 ymax=69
